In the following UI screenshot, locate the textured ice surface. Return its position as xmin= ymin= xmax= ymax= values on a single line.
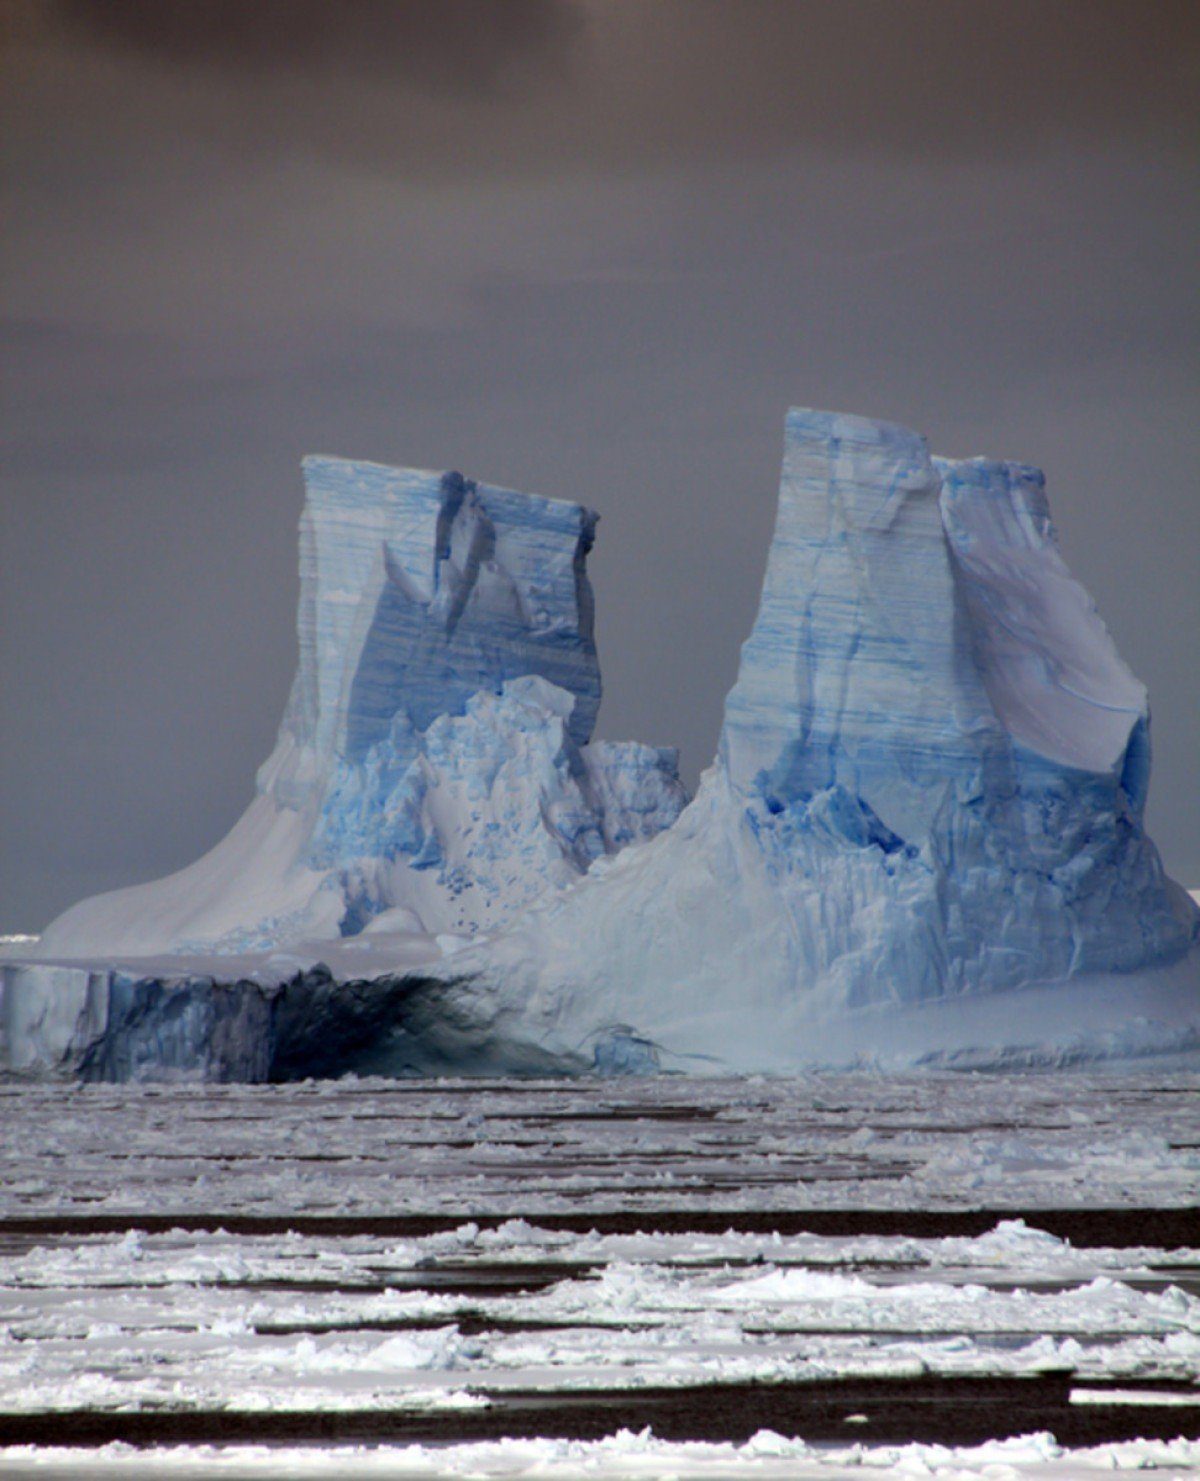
xmin=427 ymin=410 xmax=1198 ymax=1072
xmin=8 ymin=409 xmax=1198 ymax=1080
xmin=0 ymin=1075 xmax=1197 ymax=1477
xmin=0 ymin=1436 xmax=1196 ymax=1478
xmin=3 ymin=1072 xmax=1196 ymax=1217
xmin=3 ymin=1221 xmax=1197 ymax=1405
xmin=34 ymin=457 xmax=685 ymax=959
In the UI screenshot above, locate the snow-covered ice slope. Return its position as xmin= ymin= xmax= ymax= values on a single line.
xmin=421 ymin=409 xmax=1198 ymax=1072
xmin=35 ymin=458 xmax=686 ymax=957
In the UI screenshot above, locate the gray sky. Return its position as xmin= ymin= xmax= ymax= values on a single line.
xmin=3 ymin=0 xmax=1198 ymax=931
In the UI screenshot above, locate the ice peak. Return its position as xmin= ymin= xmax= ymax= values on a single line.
xmin=35 ymin=452 xmax=684 ymax=958
xmin=721 ymin=407 xmax=983 ymax=839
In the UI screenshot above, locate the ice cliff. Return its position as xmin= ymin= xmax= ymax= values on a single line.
xmin=413 ymin=410 xmax=1199 ymax=1072
xmin=7 ymin=408 xmax=1197 ymax=1081
xmin=36 ymin=457 xmax=687 ymax=957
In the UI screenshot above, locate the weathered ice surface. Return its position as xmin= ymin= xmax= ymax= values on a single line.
xmin=6 ymin=409 xmax=1196 ymax=1081
xmin=0 ymin=958 xmax=408 ymax=1082
xmin=421 ymin=410 xmax=1199 ymax=1073
xmin=34 ymin=458 xmax=686 ymax=958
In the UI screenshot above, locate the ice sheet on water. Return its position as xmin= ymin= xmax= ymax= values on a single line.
xmin=1 ymin=1071 xmax=1196 ymax=1218
xmin=4 ymin=1213 xmax=1198 ymax=1420
xmin=0 ymin=1432 xmax=1197 ymax=1478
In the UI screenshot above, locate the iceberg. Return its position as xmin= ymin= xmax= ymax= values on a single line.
xmin=408 ymin=410 xmax=1199 ymax=1073
xmin=4 ymin=409 xmax=1196 ymax=1081
xmin=35 ymin=456 xmax=687 ymax=957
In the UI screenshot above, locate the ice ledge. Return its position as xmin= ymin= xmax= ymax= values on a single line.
xmin=3 ymin=949 xmax=1197 ymax=1083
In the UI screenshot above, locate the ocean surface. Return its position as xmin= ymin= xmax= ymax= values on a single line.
xmin=0 ymin=1068 xmax=1197 ymax=1476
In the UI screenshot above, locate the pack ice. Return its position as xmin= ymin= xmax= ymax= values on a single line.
xmin=4 ymin=410 xmax=1197 ymax=1078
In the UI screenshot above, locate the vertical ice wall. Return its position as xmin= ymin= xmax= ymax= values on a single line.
xmin=720 ymin=409 xmax=995 ymax=838
xmin=35 ymin=458 xmax=685 ymax=958
xmin=285 ymin=459 xmax=600 ymax=763
xmin=440 ymin=409 xmax=1198 ymax=1072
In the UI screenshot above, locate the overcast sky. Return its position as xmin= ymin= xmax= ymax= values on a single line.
xmin=3 ymin=0 xmax=1198 ymax=931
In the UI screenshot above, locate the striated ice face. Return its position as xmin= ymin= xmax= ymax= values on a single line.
xmin=433 ymin=408 xmax=1198 ymax=1073
xmin=720 ymin=409 xmax=993 ymax=839
xmin=284 ymin=457 xmax=602 ymax=769
xmin=32 ymin=457 xmax=686 ymax=960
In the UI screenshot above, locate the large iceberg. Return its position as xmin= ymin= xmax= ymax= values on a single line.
xmin=35 ymin=456 xmax=687 ymax=957
xmin=406 ymin=410 xmax=1199 ymax=1072
xmin=4 ymin=409 xmax=1197 ymax=1081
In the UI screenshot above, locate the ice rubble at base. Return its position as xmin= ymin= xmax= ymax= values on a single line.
xmin=3 ymin=409 xmax=1198 ymax=1079
xmin=35 ymin=456 xmax=685 ymax=957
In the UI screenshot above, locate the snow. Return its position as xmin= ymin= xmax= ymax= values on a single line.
xmin=32 ymin=457 xmax=684 ymax=960
xmin=0 ymin=1433 xmax=1196 ymax=1478
xmin=2 ymin=1208 xmax=1198 ymax=1438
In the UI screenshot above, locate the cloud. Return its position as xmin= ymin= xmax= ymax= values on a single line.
xmin=17 ymin=0 xmax=1196 ymax=177
xmin=2 ymin=1 xmax=1197 ymax=927
xmin=48 ymin=0 xmax=582 ymax=88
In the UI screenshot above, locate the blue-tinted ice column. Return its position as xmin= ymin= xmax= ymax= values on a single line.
xmin=720 ymin=409 xmax=995 ymax=838
xmin=277 ymin=458 xmax=602 ymax=793
xmin=35 ymin=456 xmax=685 ymax=958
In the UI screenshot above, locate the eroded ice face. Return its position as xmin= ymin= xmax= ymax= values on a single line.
xmin=31 ymin=455 xmax=685 ymax=961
